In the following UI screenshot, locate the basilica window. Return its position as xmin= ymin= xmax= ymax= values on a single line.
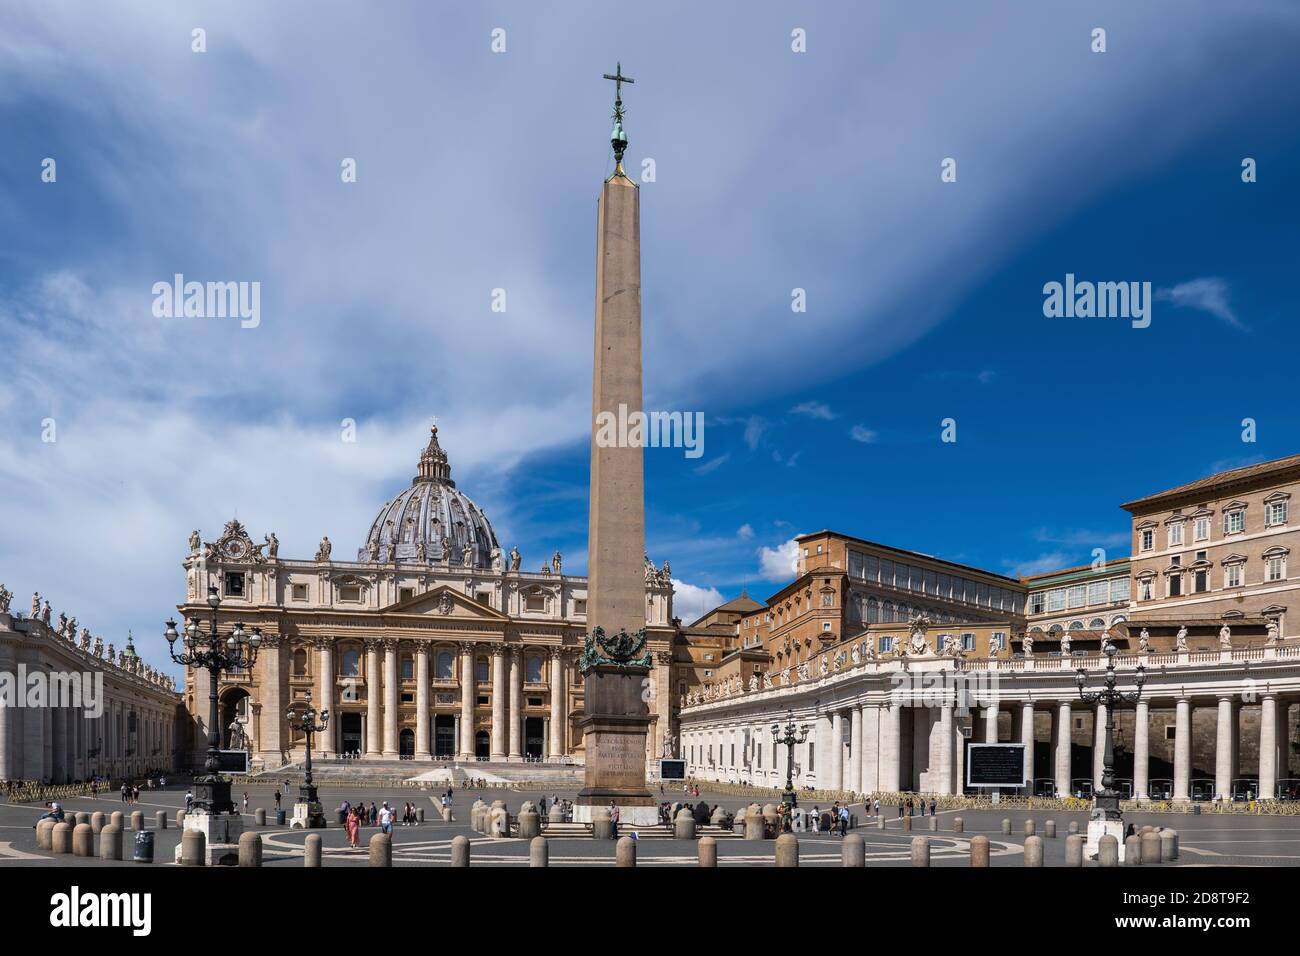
xmin=338 ymin=584 xmax=362 ymax=603
xmin=575 ymin=599 xmax=587 ymax=615
xmin=436 ymin=652 xmax=454 ymax=679
xmin=526 ymin=655 xmax=543 ymax=683
xmin=398 ymin=587 xmax=415 ymax=603
xmin=401 ymin=656 xmax=414 ymax=679
xmin=476 ymin=657 xmax=489 ymax=682
xmin=525 ymin=589 xmax=547 ymax=612
xmin=341 ymin=649 xmax=361 ymax=677
xmin=292 ymin=649 xmax=308 ymax=676
xmin=291 ymin=583 xmax=308 ymax=602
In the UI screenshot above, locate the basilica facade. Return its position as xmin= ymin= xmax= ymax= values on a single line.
xmin=178 ymin=426 xmax=676 ymax=772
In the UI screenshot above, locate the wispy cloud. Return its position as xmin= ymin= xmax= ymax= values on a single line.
xmin=1004 ymin=552 xmax=1074 ymax=577
xmin=694 ymin=453 xmax=729 ymax=475
xmin=849 ymin=425 xmax=878 ymax=443
xmin=737 ymin=523 xmax=755 ymax=540
xmin=790 ymin=401 xmax=836 ymax=421
xmin=1031 ymin=527 xmax=1129 ymax=550
xmin=1156 ymin=277 xmax=1246 ymax=330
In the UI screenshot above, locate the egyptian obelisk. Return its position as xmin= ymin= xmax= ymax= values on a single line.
xmin=574 ymin=64 xmax=658 ymax=826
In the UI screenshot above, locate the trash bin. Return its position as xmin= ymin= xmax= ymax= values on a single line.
xmin=133 ymin=830 xmax=155 ymax=864
xmin=276 ymin=810 xmax=287 ymax=826
xmin=1193 ymin=805 xmax=1201 ymax=815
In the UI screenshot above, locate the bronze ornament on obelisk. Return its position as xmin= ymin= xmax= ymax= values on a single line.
xmin=573 ymin=64 xmax=658 ymax=826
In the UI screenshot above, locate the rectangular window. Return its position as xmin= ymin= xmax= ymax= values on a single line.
xmin=1168 ymin=523 xmax=1184 ymax=547
xmin=1226 ymin=564 xmax=1243 ymax=588
xmin=1194 ymin=569 xmax=1208 ymax=593
xmin=1067 ymin=585 xmax=1086 ymax=608
xmin=821 ymin=592 xmax=833 ymax=607
xmin=1111 ymin=578 xmax=1130 ymax=602
xmin=865 ymin=554 xmax=879 ymax=582
xmin=1087 ymin=580 xmax=1108 ymax=605
xmin=574 ymin=599 xmax=587 ymax=615
xmin=1194 ymin=517 xmax=1210 ymax=541
xmin=1266 ymin=556 xmax=1286 ymax=582
xmin=1140 ymin=579 xmax=1153 ymax=601
xmin=525 ymin=592 xmax=546 ymax=611
xmin=991 ymin=632 xmax=1005 ymax=651
xmin=338 ymin=584 xmax=361 ymax=603
xmin=806 ymin=741 xmax=812 ymax=772
xmin=1030 ymin=592 xmax=1045 ymax=614
xmin=879 ymin=636 xmax=893 ymax=653
xmin=962 ymin=633 xmax=977 ymax=651
xmin=291 ymin=583 xmax=308 ymax=602
xmin=1225 ymin=510 xmax=1245 ymax=534
xmin=1168 ymin=574 xmax=1182 ymax=597
xmin=475 ymin=591 xmax=491 ymax=606
xmin=1047 ymin=588 xmax=1066 ymax=612
xmin=880 ymin=559 xmax=894 ymax=587
xmin=1140 ymin=528 xmax=1154 ymax=552
xmin=731 ymin=744 xmax=735 ymax=767
xmin=1267 ymin=501 xmax=1288 ymax=526
xmin=398 ymin=586 xmax=415 ymax=602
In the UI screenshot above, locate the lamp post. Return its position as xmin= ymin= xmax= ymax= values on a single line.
xmin=1076 ymin=641 xmax=1145 ymax=820
xmin=286 ymin=690 xmax=329 ymax=828
xmin=164 ymin=584 xmax=261 ymax=815
xmin=771 ymin=710 xmax=810 ymax=808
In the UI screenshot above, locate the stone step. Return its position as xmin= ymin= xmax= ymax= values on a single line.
xmin=536 ymin=822 xmax=742 ymax=840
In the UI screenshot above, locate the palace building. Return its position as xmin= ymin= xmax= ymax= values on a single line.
xmin=678 ymin=454 xmax=1300 ymax=802
xmin=177 ymin=425 xmax=676 ymax=772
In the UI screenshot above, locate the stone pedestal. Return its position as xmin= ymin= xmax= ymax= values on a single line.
xmin=1084 ymin=818 xmax=1127 ymax=863
xmin=573 ymin=664 xmax=655 ymax=824
xmin=290 ymin=800 xmax=326 ymax=829
xmin=173 ymin=811 xmax=242 ymax=866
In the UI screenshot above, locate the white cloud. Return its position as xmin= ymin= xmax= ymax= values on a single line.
xmin=742 ymin=417 xmax=766 ymax=451
xmin=672 ymin=579 xmax=726 ymax=621
xmin=1005 ymin=552 xmax=1073 ymax=577
xmin=737 ymin=523 xmax=755 ymax=540
xmin=790 ymin=401 xmax=836 ymax=420
xmin=1156 ymin=277 xmax=1245 ymax=330
xmin=694 ymin=453 xmax=729 ymax=475
xmin=849 ymin=425 xmax=878 ymax=443
xmin=758 ymin=538 xmax=801 ymax=581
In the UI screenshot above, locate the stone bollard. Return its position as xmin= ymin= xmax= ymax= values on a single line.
xmin=368 ymin=832 xmax=392 ymax=867
xmin=877 ymin=814 xmax=886 ymax=830
xmin=674 ymin=808 xmax=697 ymax=840
xmin=155 ymin=810 xmax=167 ymax=830
xmin=177 ymin=810 xmax=186 ymax=828
xmin=775 ymin=833 xmax=799 ymax=867
xmin=1065 ymin=834 xmax=1083 ymax=867
xmin=36 ymin=819 xmax=55 ymax=850
xmin=928 ymin=815 xmax=938 ymax=832
xmin=902 ymin=815 xmax=912 ymax=832
xmin=517 ymin=809 xmax=541 ymax=840
xmin=76 ymin=812 xmax=90 ymax=826
xmin=616 ymin=836 xmax=636 ymax=867
xmin=1140 ymin=831 xmax=1161 ymax=864
xmin=591 ymin=807 xmax=614 ymax=841
xmin=1141 ymin=825 xmax=1155 ymax=835
xmin=255 ymin=808 xmax=266 ymax=826
xmin=73 ymin=823 xmax=94 ymax=857
xmin=1098 ymin=834 xmax=1119 ymax=867
xmin=953 ymin=816 xmax=963 ymax=833
xmin=1068 ymin=820 xmax=1079 ymax=835
xmin=1125 ymin=835 xmax=1143 ymax=865
xmin=100 ymin=823 xmax=123 ymax=861
xmin=110 ymin=811 xmax=124 ymax=830
xmin=1024 ymin=835 xmax=1043 ymax=867
xmin=698 ymin=835 xmax=717 ymax=868
xmin=1161 ymin=829 xmax=1179 ymax=861
xmin=547 ymin=804 xmax=563 ymax=825
xmin=451 ymin=835 xmax=470 ymax=867
xmin=130 ymin=810 xmax=144 ymax=832
xmin=530 ymin=836 xmax=549 ymax=868
xmin=489 ymin=807 xmax=509 ymax=838
xmin=842 ymin=833 xmax=865 ymax=867
xmin=181 ymin=829 xmax=206 ymax=866
xmin=238 ymin=831 xmax=262 ymax=867
xmin=970 ymin=834 xmax=990 ymax=867
xmin=743 ymin=808 xmax=763 ymax=840
xmin=911 ymin=836 xmax=930 ymax=867
xmin=1023 ymin=819 xmax=1035 ymax=837
xmin=1045 ymin=820 xmax=1056 ymax=838
xmin=417 ymin=807 xmax=425 ymax=824
xmin=304 ymin=833 xmax=322 ymax=867
xmin=52 ymin=821 xmax=73 ymax=855
xmin=443 ymin=806 xmax=453 ymax=823
xmin=91 ymin=812 xmax=106 ymax=834
xmin=1001 ymin=818 xmax=1011 ymax=835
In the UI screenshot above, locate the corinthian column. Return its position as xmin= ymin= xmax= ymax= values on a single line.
xmin=507 ymin=648 xmax=522 ymax=760
xmin=316 ymin=638 xmax=334 ymax=756
xmin=1215 ymin=695 xmax=1234 ymax=801
xmin=1133 ymin=698 xmax=1150 ymax=801
xmin=1172 ymin=697 xmax=1191 ymax=801
xmin=490 ymin=646 xmax=507 ymax=760
xmin=261 ymin=637 xmax=284 ymax=763
xmin=548 ymin=647 xmax=565 ymax=761
xmin=1260 ymin=694 xmax=1278 ymax=800
xmin=459 ymin=642 xmax=475 ymax=759
xmin=382 ymin=640 xmax=399 ymax=757
xmin=365 ymin=640 xmax=381 ymax=758
xmin=416 ymin=643 xmax=431 ymax=758
xmin=1054 ymin=700 xmax=1072 ymax=799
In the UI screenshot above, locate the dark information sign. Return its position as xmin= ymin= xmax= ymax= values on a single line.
xmin=215 ymin=750 xmax=250 ymax=775
xmin=659 ymin=759 xmax=687 ymax=780
xmin=966 ymin=743 xmax=1026 ymax=787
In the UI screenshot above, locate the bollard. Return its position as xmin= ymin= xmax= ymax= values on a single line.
xmin=928 ymin=815 xmax=938 ymax=832
xmin=902 ymin=814 xmax=912 ymax=832
xmin=698 ymin=835 xmax=717 ymax=868
xmin=876 ymin=814 xmax=886 ymax=830
xmin=255 ymin=808 xmax=266 ymax=826
xmin=953 ymin=816 xmax=963 ymax=833
xmin=91 ymin=811 xmax=106 ymax=834
xmin=674 ymin=808 xmax=697 ymax=841
xmin=451 ymin=835 xmax=470 ymax=867
xmin=177 ymin=810 xmax=186 ymax=828
xmin=1024 ymin=835 xmax=1043 ymax=867
xmin=1098 ymin=834 xmax=1119 ymax=867
xmin=591 ymin=807 xmax=614 ymax=841
xmin=181 ymin=829 xmax=206 ymax=867
xmin=110 ymin=811 xmax=124 ymax=830
xmin=155 ymin=810 xmax=167 ymax=830
xmin=1023 ymin=819 xmax=1035 ymax=837
xmin=133 ymin=830 xmax=155 ymax=864
xmin=1140 ymin=831 xmax=1161 ymax=864
xmin=530 ymin=836 xmax=549 ymax=868
xmin=1068 ymin=820 xmax=1079 ymax=835
xmin=72 ymin=823 xmax=94 ymax=857
xmin=442 ymin=806 xmax=453 ymax=823
xmin=842 ymin=833 xmax=865 ymax=867
xmin=547 ymin=804 xmax=563 ymax=825
xmin=52 ymin=821 xmax=73 ymax=855
xmin=1161 ymin=829 xmax=1179 ymax=861
xmin=1125 ymin=835 xmax=1143 ymax=865
xmin=76 ymin=812 xmax=90 ymax=826
xmin=616 ymin=836 xmax=636 ymax=867
xmin=130 ymin=810 xmax=144 ymax=832
xmin=970 ymin=834 xmax=990 ymax=867
xmin=417 ymin=807 xmax=425 ymax=824
xmin=775 ymin=833 xmax=799 ymax=867
xmin=911 ymin=836 xmax=930 ymax=867
xmin=1045 ymin=820 xmax=1056 ymax=839
xmin=36 ymin=819 xmax=55 ymax=850
xmin=305 ymin=833 xmax=322 ymax=867
xmin=1001 ymin=818 xmax=1011 ymax=835
xmin=239 ymin=831 xmax=262 ymax=867
xmin=518 ymin=809 xmax=541 ymax=840
xmin=744 ymin=808 xmax=765 ymax=840
xmin=1065 ymin=834 xmax=1083 ymax=867
xmin=99 ymin=823 xmax=123 ymax=861
xmin=368 ymin=832 xmax=392 ymax=867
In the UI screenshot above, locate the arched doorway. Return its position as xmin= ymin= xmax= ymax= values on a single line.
xmin=475 ymin=730 xmax=490 ymax=760
xmin=399 ymin=728 xmax=415 ymax=759
xmin=219 ymin=688 xmax=251 ymax=749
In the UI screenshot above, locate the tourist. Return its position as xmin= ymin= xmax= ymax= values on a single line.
xmin=379 ymin=802 xmax=393 ymax=834
xmin=897 ymin=801 xmax=904 ymax=818
xmin=274 ymin=789 xmax=282 ymax=811
xmin=811 ymin=806 xmax=820 ymax=833
xmin=929 ymin=798 xmax=936 ymax=817
xmin=838 ymin=804 xmax=849 ymax=837
xmin=539 ymin=796 xmax=548 ymax=817
xmin=346 ymin=807 xmax=360 ymax=848
xmin=185 ymin=790 xmax=194 ymax=812
xmin=873 ymin=798 xmax=880 ymax=817
xmin=609 ymin=802 xmax=620 ymax=839
xmin=919 ymin=799 xmax=925 ymax=817
xmin=369 ymin=801 xmax=378 ymax=825
xmin=242 ymin=792 xmax=249 ymax=814
xmin=37 ymin=800 xmax=65 ymax=824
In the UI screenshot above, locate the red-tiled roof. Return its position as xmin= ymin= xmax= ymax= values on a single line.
xmin=1122 ymin=454 xmax=1300 ymax=511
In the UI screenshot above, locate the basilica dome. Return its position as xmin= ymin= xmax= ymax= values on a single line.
xmin=357 ymin=425 xmax=500 ymax=568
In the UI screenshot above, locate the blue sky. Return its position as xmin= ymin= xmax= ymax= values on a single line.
xmin=1 ymin=1 xmax=1298 ymax=670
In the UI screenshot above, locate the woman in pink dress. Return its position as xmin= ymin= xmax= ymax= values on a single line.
xmin=346 ymin=807 xmax=360 ymax=848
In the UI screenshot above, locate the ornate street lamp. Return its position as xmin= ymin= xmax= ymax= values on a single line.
xmin=771 ymin=709 xmax=810 ymax=809
xmin=164 ymin=584 xmax=261 ymax=815
xmin=286 ymin=690 xmax=329 ymax=828
xmin=1076 ymin=641 xmax=1145 ymax=820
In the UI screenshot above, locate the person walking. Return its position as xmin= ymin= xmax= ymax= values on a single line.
xmin=929 ymin=798 xmax=937 ymax=817
xmin=274 ymin=789 xmax=282 ymax=812
xmin=242 ymin=792 xmax=249 ymax=814
xmin=609 ymin=802 xmax=620 ymax=839
xmin=379 ymin=802 xmax=393 ymax=834
xmin=838 ymin=804 xmax=849 ymax=837
xmin=346 ymin=807 xmax=360 ymax=848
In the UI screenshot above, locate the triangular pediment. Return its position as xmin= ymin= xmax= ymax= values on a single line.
xmin=382 ymin=585 xmax=509 ymax=621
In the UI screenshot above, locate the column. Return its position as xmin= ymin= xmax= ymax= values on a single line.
xmin=1092 ymin=702 xmax=1107 ymax=790
xmin=1214 ymin=696 xmax=1234 ymax=801
xmin=548 ymin=647 xmax=565 ymax=761
xmin=507 ymin=648 xmax=522 ymax=760
xmin=1259 ymin=694 xmax=1278 ymax=800
xmin=861 ymin=703 xmax=880 ymax=793
xmin=1020 ymin=701 xmax=1034 ymax=792
xmin=0 ymin=643 xmax=12 ymax=781
xmin=1055 ymin=701 xmax=1072 ymax=798
xmin=415 ymin=643 xmax=430 ymax=758
xmin=365 ymin=640 xmax=382 ymax=757
xmin=382 ymin=641 xmax=399 ymax=757
xmin=21 ymin=652 xmax=45 ymax=779
xmin=1172 ymin=697 xmax=1191 ymax=801
xmin=880 ymin=705 xmax=900 ymax=792
xmin=52 ymin=706 xmax=67 ymax=783
xmin=937 ymin=703 xmax=954 ymax=795
xmin=489 ymin=646 xmax=507 ymax=760
xmin=954 ymin=713 xmax=966 ymax=795
xmin=849 ymin=706 xmax=863 ymax=794
xmin=983 ymin=703 xmax=999 ymax=744
xmin=830 ymin=711 xmax=844 ymax=790
xmin=459 ymin=642 xmax=475 ymax=759
xmin=262 ymin=638 xmax=284 ymax=761
xmin=817 ymin=714 xmax=832 ymax=784
xmin=317 ymin=639 xmax=334 ymax=757
xmin=1133 ymin=699 xmax=1150 ymax=801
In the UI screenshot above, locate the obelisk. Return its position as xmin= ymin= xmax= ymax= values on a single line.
xmin=574 ymin=64 xmax=658 ymax=826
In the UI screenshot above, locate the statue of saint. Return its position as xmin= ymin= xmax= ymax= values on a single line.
xmin=1218 ymin=624 xmax=1232 ymax=649
xmin=189 ymin=529 xmax=201 ymax=554
xmin=315 ymin=536 xmax=332 ymax=561
xmin=463 ymin=543 xmax=474 ymax=567
xmin=1175 ymin=625 xmax=1189 ymax=651
xmin=509 ymin=546 xmax=521 ymax=572
xmin=1022 ymin=632 xmax=1034 ymax=658
xmin=1266 ymin=620 xmax=1281 ymax=646
xmin=0 ymin=584 xmax=11 ymax=614
xmin=40 ymin=600 xmax=51 ymax=625
xmin=491 ymin=547 xmax=503 ymax=572
xmin=552 ymin=551 xmax=562 ymax=575
xmin=31 ymin=592 xmax=40 ymax=618
xmin=1138 ymin=629 xmax=1151 ymax=653
xmin=265 ymin=532 xmax=279 ymax=558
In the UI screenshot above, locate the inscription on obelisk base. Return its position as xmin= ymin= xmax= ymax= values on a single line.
xmin=573 ymin=665 xmax=657 ymax=826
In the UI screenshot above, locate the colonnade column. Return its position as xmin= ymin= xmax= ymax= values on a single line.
xmin=860 ymin=703 xmax=880 ymax=793
xmin=983 ymin=703 xmax=999 ymax=743
xmin=829 ymin=711 xmax=844 ymax=790
xmin=1259 ymin=694 xmax=1278 ymax=800
xmin=1172 ymin=697 xmax=1191 ymax=801
xmin=1133 ymin=698 xmax=1150 ymax=801
xmin=938 ymin=702 xmax=954 ymax=795
xmin=0 ymin=643 xmax=13 ymax=780
xmin=1092 ymin=702 xmax=1107 ymax=790
xmin=381 ymin=640 xmax=398 ymax=757
xmin=849 ymin=706 xmax=863 ymax=794
xmin=548 ymin=647 xmax=565 ymax=761
xmin=879 ymin=705 xmax=900 ymax=792
xmin=507 ymin=648 xmax=522 ymax=761
xmin=262 ymin=637 xmax=284 ymax=762
xmin=1020 ymin=701 xmax=1034 ymax=792
xmin=316 ymin=638 xmax=334 ymax=756
xmin=490 ymin=646 xmax=507 ymax=760
xmin=458 ymin=642 xmax=475 ymax=760
xmin=1054 ymin=700 xmax=1072 ymax=798
xmin=415 ymin=643 xmax=430 ymax=758
xmin=1214 ymin=695 xmax=1234 ymax=801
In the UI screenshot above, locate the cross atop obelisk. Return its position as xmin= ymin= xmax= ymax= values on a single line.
xmin=602 ymin=62 xmax=634 ymax=167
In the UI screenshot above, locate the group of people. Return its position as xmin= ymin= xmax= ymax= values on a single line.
xmin=897 ymin=796 xmax=939 ymax=818
xmin=804 ymin=802 xmax=852 ymax=835
xmin=338 ymin=799 xmax=408 ymax=847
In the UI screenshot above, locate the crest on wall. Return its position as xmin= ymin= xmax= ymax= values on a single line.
xmin=205 ymin=519 xmax=265 ymax=564
xmin=578 ymin=625 xmax=652 ymax=673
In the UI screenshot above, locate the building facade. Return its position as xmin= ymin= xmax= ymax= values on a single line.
xmin=178 ymin=426 xmax=676 ymax=772
xmin=0 ymin=589 xmax=182 ymax=784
